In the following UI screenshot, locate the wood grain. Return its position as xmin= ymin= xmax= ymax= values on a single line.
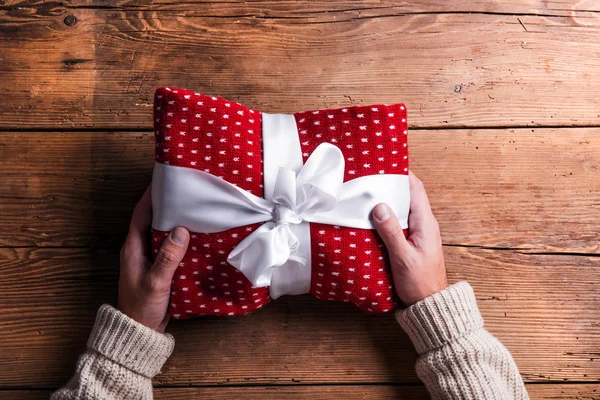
xmin=2 ymin=384 xmax=599 ymax=400
xmin=2 ymin=0 xmax=599 ymax=15
xmin=0 ymin=9 xmax=599 ymax=129
xmin=1 ymin=129 xmax=598 ymax=252
xmin=1 ymin=246 xmax=598 ymax=387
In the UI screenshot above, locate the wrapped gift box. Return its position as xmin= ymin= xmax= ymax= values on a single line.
xmin=151 ymin=87 xmax=409 ymax=318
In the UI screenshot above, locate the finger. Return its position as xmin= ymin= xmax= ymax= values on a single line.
xmin=408 ymin=172 xmax=433 ymax=216
xmin=129 ymin=185 xmax=153 ymax=241
xmin=120 ymin=232 xmax=149 ymax=280
xmin=148 ymin=227 xmax=190 ymax=292
xmin=372 ymin=203 xmax=411 ymax=256
xmin=124 ymin=185 xmax=153 ymax=263
xmin=407 ymin=172 xmax=436 ymax=228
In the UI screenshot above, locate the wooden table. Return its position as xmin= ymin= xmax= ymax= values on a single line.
xmin=1 ymin=1 xmax=599 ymax=398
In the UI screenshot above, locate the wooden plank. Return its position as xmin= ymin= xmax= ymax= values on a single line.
xmin=1 ymin=129 xmax=599 ymax=252
xmin=0 ymin=132 xmax=152 ymax=248
xmin=411 ymin=128 xmax=600 ymax=253
xmin=0 ymin=391 xmax=50 ymax=400
xmin=0 ymin=246 xmax=598 ymax=387
xmin=0 ymin=10 xmax=599 ymax=129
xmin=2 ymin=0 xmax=598 ymax=15
xmin=526 ymin=384 xmax=600 ymax=399
xmin=2 ymin=384 xmax=599 ymax=400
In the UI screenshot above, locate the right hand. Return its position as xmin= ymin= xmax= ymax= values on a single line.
xmin=372 ymin=172 xmax=448 ymax=306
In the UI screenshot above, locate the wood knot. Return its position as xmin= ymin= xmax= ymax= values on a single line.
xmin=64 ymin=15 xmax=77 ymax=26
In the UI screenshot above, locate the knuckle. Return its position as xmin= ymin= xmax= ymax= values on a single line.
xmin=119 ymin=245 xmax=127 ymax=262
xmin=414 ymin=178 xmax=425 ymax=190
xmin=120 ymin=237 xmax=133 ymax=262
xmin=386 ymin=224 xmax=405 ymax=243
xmin=431 ymin=218 xmax=441 ymax=234
xmin=384 ymin=225 xmax=407 ymax=254
xmin=156 ymin=248 xmax=178 ymax=266
xmin=145 ymin=274 xmax=171 ymax=294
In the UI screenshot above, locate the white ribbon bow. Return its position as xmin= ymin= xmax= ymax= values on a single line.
xmin=227 ymin=143 xmax=346 ymax=294
xmin=152 ymin=115 xmax=409 ymax=299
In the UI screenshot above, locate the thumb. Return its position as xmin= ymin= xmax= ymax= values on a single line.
xmin=149 ymin=227 xmax=190 ymax=288
xmin=373 ymin=203 xmax=411 ymax=257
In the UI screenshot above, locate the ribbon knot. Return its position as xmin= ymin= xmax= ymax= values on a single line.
xmin=274 ymin=204 xmax=302 ymax=226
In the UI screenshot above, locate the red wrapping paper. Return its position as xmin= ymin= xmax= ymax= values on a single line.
xmin=152 ymin=87 xmax=408 ymax=318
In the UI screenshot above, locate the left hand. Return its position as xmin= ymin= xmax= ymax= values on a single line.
xmin=118 ymin=185 xmax=190 ymax=332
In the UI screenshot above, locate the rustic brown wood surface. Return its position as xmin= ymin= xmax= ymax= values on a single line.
xmin=1 ymin=6 xmax=600 ymax=129
xmin=0 ymin=0 xmax=598 ymax=398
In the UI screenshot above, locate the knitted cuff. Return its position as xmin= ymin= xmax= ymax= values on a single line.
xmin=396 ymin=282 xmax=484 ymax=354
xmin=87 ymin=304 xmax=175 ymax=378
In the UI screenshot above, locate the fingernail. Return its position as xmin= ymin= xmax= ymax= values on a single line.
xmin=374 ymin=204 xmax=391 ymax=222
xmin=171 ymin=227 xmax=187 ymax=245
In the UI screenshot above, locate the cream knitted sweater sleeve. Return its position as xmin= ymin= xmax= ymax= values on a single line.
xmin=396 ymin=281 xmax=529 ymax=400
xmin=51 ymin=304 xmax=175 ymax=400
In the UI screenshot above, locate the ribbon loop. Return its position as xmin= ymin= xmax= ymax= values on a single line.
xmin=297 ymin=143 xmax=344 ymax=216
xmin=227 ymin=222 xmax=294 ymax=288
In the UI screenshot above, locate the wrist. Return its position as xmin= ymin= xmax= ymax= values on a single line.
xmin=117 ymin=293 xmax=169 ymax=332
xmin=395 ymin=282 xmax=483 ymax=354
xmin=395 ymin=277 xmax=449 ymax=306
xmin=88 ymin=304 xmax=175 ymax=378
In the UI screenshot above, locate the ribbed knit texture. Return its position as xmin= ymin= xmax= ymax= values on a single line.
xmin=51 ymin=305 xmax=175 ymax=400
xmin=396 ymin=282 xmax=529 ymax=400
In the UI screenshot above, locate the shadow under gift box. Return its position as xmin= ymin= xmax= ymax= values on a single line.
xmin=151 ymin=87 xmax=409 ymax=318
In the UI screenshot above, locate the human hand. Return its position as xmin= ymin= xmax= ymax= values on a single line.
xmin=373 ymin=172 xmax=448 ymax=306
xmin=118 ymin=186 xmax=190 ymax=332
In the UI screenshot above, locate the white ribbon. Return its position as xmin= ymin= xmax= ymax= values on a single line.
xmin=152 ymin=114 xmax=409 ymax=299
